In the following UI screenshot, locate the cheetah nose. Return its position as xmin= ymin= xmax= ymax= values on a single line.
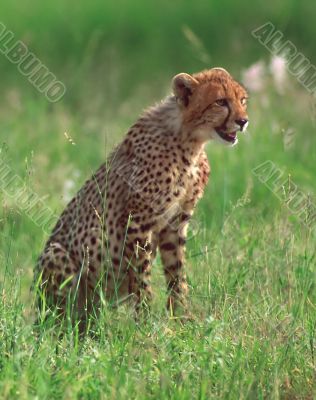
xmin=235 ymin=119 xmax=248 ymax=130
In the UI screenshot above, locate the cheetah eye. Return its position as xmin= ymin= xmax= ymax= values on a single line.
xmin=240 ymin=97 xmax=247 ymax=106
xmin=215 ymin=98 xmax=228 ymax=107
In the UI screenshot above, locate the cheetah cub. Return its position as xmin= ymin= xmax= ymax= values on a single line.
xmin=36 ymin=68 xmax=248 ymax=318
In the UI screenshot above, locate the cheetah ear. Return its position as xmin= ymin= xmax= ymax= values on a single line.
xmin=172 ymin=73 xmax=198 ymax=107
xmin=211 ymin=67 xmax=230 ymax=74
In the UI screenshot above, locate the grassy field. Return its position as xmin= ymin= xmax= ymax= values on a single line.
xmin=0 ymin=1 xmax=316 ymax=399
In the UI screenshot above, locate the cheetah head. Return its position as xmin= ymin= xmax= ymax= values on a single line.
xmin=172 ymin=68 xmax=249 ymax=146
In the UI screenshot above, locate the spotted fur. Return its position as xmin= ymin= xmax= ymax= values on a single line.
xmin=35 ymin=68 xmax=248 ymax=317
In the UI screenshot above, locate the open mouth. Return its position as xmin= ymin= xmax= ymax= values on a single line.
xmin=215 ymin=129 xmax=237 ymax=143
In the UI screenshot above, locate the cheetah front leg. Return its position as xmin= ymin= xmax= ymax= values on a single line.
xmin=159 ymin=212 xmax=192 ymax=315
xmin=122 ymin=230 xmax=155 ymax=313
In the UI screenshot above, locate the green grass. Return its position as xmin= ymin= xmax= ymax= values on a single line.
xmin=1 ymin=1 xmax=316 ymax=398
xmin=1 ymin=76 xmax=315 ymax=399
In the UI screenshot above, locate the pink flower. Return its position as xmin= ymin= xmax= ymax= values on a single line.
xmin=242 ymin=61 xmax=266 ymax=92
xmin=269 ymin=55 xmax=287 ymax=94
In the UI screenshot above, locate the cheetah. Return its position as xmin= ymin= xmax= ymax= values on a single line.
xmin=35 ymin=68 xmax=248 ymax=319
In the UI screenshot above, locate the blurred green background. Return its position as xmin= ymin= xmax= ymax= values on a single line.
xmin=0 ymin=1 xmax=316 ymax=398
xmin=1 ymin=0 xmax=315 ymax=312
xmin=1 ymin=0 xmax=316 ymax=103
xmin=1 ymin=0 xmax=315 ymax=310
